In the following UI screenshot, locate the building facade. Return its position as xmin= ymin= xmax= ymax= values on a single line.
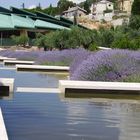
xmin=90 ymin=0 xmax=114 ymax=21
xmin=118 ymin=0 xmax=134 ymax=15
xmin=62 ymin=6 xmax=87 ymax=19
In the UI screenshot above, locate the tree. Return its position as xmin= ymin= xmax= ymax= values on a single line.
xmin=57 ymin=0 xmax=75 ymax=14
xmin=84 ymin=0 xmax=90 ymax=14
xmin=131 ymin=0 xmax=140 ymax=15
xmin=129 ymin=15 xmax=140 ymax=30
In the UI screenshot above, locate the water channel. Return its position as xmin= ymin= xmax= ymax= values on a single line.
xmin=0 ymin=64 xmax=140 ymax=140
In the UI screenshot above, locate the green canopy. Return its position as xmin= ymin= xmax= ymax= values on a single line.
xmin=35 ymin=19 xmax=69 ymax=30
xmin=11 ymin=14 xmax=35 ymax=29
xmin=0 ymin=14 xmax=14 ymax=29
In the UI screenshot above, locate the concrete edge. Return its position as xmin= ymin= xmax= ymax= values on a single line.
xmin=0 ymin=108 xmax=8 ymax=140
xmin=98 ymin=46 xmax=112 ymax=50
xmin=0 ymin=57 xmax=16 ymax=61
xmin=16 ymin=87 xmax=61 ymax=94
xmin=16 ymin=65 xmax=69 ymax=72
xmin=16 ymin=64 xmax=69 ymax=69
xmin=59 ymin=80 xmax=140 ymax=93
xmin=3 ymin=60 xmax=34 ymax=65
xmin=0 ymin=67 xmax=16 ymax=70
xmin=0 ymin=78 xmax=14 ymax=93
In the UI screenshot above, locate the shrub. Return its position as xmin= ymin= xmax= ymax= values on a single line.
xmin=131 ymin=0 xmax=140 ymax=15
xmin=88 ymin=43 xmax=98 ymax=51
xmin=96 ymin=28 xmax=114 ymax=47
xmin=111 ymin=37 xmax=140 ymax=50
xmin=34 ymin=26 xmax=97 ymax=50
xmin=111 ymin=37 xmax=131 ymax=49
xmin=11 ymin=34 xmax=29 ymax=47
xmin=36 ymin=48 xmax=90 ymax=66
xmin=122 ymin=73 xmax=140 ymax=82
xmin=0 ymin=50 xmax=40 ymax=60
xmin=129 ymin=15 xmax=140 ymax=30
xmin=70 ymin=50 xmax=140 ymax=82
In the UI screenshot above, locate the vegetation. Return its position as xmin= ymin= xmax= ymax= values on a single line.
xmin=70 ymin=50 xmax=140 ymax=82
xmin=34 ymin=26 xmax=98 ymax=50
xmin=0 ymin=49 xmax=139 ymax=82
xmin=11 ymin=34 xmax=29 ymax=47
xmin=131 ymin=0 xmax=140 ymax=15
xmin=34 ymin=17 xmax=140 ymax=50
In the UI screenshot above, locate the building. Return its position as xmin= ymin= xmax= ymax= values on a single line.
xmin=0 ymin=6 xmax=86 ymax=46
xmin=62 ymin=6 xmax=87 ymax=19
xmin=90 ymin=0 xmax=114 ymax=21
xmin=118 ymin=0 xmax=134 ymax=15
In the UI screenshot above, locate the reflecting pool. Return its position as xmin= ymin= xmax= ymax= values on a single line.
xmin=0 ymin=66 xmax=140 ymax=140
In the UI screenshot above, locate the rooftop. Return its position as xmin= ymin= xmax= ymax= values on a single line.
xmin=0 ymin=6 xmax=87 ymax=30
xmin=63 ymin=6 xmax=87 ymax=14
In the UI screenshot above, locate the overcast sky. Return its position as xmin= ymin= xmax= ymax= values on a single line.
xmin=0 ymin=0 xmax=86 ymax=9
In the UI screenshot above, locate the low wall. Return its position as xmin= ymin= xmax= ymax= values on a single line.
xmin=0 ymin=78 xmax=14 ymax=95
xmin=59 ymin=80 xmax=140 ymax=97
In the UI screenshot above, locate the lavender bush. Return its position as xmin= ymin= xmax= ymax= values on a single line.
xmin=0 ymin=50 xmax=40 ymax=61
xmin=0 ymin=49 xmax=90 ymax=66
xmin=36 ymin=48 xmax=91 ymax=66
xmin=70 ymin=49 xmax=140 ymax=82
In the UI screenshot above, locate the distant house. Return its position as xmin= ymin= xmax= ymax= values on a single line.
xmin=62 ymin=6 xmax=87 ymax=19
xmin=90 ymin=0 xmax=114 ymax=21
xmin=118 ymin=0 xmax=134 ymax=15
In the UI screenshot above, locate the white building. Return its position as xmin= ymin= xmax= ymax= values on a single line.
xmin=90 ymin=0 xmax=114 ymax=21
xmin=62 ymin=6 xmax=87 ymax=19
xmin=118 ymin=0 xmax=134 ymax=15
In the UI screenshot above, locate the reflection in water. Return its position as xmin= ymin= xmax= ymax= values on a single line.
xmin=0 ymin=92 xmax=140 ymax=140
xmin=0 ymin=69 xmax=66 ymax=88
xmin=89 ymin=101 xmax=140 ymax=140
xmin=117 ymin=103 xmax=140 ymax=140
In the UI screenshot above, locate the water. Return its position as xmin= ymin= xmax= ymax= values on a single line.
xmin=0 ymin=66 xmax=140 ymax=140
xmin=0 ymin=68 xmax=67 ymax=88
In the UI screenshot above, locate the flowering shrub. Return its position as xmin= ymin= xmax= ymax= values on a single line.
xmin=70 ymin=50 xmax=140 ymax=82
xmin=0 ymin=50 xmax=40 ymax=61
xmin=1 ymin=49 xmax=140 ymax=82
xmin=0 ymin=48 xmax=90 ymax=66
xmin=36 ymin=48 xmax=90 ymax=66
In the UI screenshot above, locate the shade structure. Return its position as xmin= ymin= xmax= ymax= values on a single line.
xmin=0 ymin=6 xmax=87 ymax=31
xmin=0 ymin=14 xmax=69 ymax=30
xmin=11 ymin=14 xmax=35 ymax=29
xmin=35 ymin=19 xmax=70 ymax=30
xmin=0 ymin=14 xmax=14 ymax=29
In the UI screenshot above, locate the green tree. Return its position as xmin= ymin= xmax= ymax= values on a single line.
xmin=84 ymin=0 xmax=90 ymax=14
xmin=131 ymin=0 xmax=140 ymax=15
xmin=11 ymin=35 xmax=29 ymax=47
xmin=129 ymin=15 xmax=140 ymax=30
xmin=57 ymin=0 xmax=75 ymax=14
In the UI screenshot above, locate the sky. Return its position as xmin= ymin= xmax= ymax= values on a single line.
xmin=0 ymin=0 xmax=85 ymax=9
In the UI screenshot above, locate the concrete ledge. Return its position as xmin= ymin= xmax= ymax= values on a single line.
xmin=16 ymin=65 xmax=69 ymax=72
xmin=0 ymin=78 xmax=14 ymax=93
xmin=0 ymin=56 xmax=16 ymax=62
xmin=0 ymin=67 xmax=16 ymax=70
xmin=16 ymin=87 xmax=61 ymax=93
xmin=59 ymin=80 xmax=140 ymax=95
xmin=4 ymin=60 xmax=34 ymax=65
xmin=99 ymin=47 xmax=111 ymax=50
xmin=0 ymin=108 xmax=8 ymax=140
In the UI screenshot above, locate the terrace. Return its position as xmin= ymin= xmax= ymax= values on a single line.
xmin=0 ymin=48 xmax=140 ymax=140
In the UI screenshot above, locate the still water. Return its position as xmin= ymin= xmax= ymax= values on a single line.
xmin=0 ymin=66 xmax=140 ymax=140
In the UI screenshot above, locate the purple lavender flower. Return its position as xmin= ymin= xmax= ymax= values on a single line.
xmin=36 ymin=48 xmax=90 ymax=66
xmin=0 ymin=48 xmax=90 ymax=66
xmin=70 ymin=49 xmax=140 ymax=82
